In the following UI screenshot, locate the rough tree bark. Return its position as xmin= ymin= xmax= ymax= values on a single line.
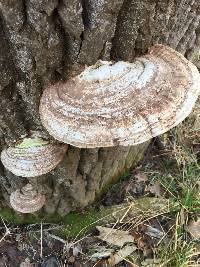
xmin=0 ymin=0 xmax=199 ymax=215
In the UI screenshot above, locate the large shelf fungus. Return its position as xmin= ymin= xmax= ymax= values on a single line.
xmin=39 ymin=44 xmax=200 ymax=148
xmin=10 ymin=183 xmax=45 ymax=213
xmin=1 ymin=135 xmax=68 ymax=177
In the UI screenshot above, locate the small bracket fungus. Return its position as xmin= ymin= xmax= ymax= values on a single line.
xmin=39 ymin=44 xmax=200 ymax=148
xmin=10 ymin=183 xmax=45 ymax=213
xmin=1 ymin=136 xmax=68 ymax=177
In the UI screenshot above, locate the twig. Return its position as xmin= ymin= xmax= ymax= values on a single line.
xmin=40 ymin=222 xmax=43 ymax=258
xmin=48 ymin=233 xmax=67 ymax=244
xmin=0 ymin=217 xmax=11 ymax=244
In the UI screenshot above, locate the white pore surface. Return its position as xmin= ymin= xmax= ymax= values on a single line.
xmin=79 ymin=61 xmax=131 ymax=81
xmin=78 ymin=60 xmax=156 ymax=89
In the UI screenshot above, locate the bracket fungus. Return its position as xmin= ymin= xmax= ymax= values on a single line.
xmin=10 ymin=183 xmax=45 ymax=213
xmin=39 ymin=44 xmax=200 ymax=148
xmin=1 ymin=136 xmax=68 ymax=177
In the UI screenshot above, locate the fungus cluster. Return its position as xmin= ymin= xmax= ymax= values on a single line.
xmin=1 ymin=44 xmax=200 ymax=214
xmin=1 ymin=135 xmax=68 ymax=213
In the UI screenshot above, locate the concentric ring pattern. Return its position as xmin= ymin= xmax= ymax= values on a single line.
xmin=10 ymin=184 xmax=45 ymax=213
xmin=1 ymin=143 xmax=68 ymax=177
xmin=39 ymin=44 xmax=200 ymax=148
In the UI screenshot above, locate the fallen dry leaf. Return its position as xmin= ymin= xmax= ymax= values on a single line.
xmin=130 ymin=219 xmax=164 ymax=251
xmin=41 ymin=256 xmax=60 ymax=267
xmin=96 ymin=226 xmax=135 ymax=247
xmin=94 ymin=244 xmax=137 ymax=267
xmin=146 ymin=182 xmax=162 ymax=197
xmin=107 ymin=244 xmax=137 ymax=266
xmin=91 ymin=246 xmax=115 ymax=260
xmin=145 ymin=225 xmax=164 ymax=239
xmin=72 ymin=244 xmax=82 ymax=256
xmin=135 ymin=172 xmax=148 ymax=182
xmin=130 ymin=229 xmax=147 ymax=250
xmin=186 ymin=218 xmax=200 ymax=239
xmin=141 ymin=258 xmax=161 ymax=266
xmin=20 ymin=258 xmax=34 ymax=267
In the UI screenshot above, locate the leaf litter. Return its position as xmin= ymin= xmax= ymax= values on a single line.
xmin=0 ymin=102 xmax=199 ymax=266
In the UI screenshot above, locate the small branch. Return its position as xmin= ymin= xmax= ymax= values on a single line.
xmin=40 ymin=222 xmax=43 ymax=258
xmin=0 ymin=217 xmax=11 ymax=243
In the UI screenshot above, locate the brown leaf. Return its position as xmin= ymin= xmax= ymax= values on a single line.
xmin=145 ymin=225 xmax=164 ymax=239
xmin=186 ymin=218 xmax=200 ymax=239
xmin=135 ymin=172 xmax=148 ymax=182
xmin=96 ymin=226 xmax=135 ymax=247
xmin=130 ymin=230 xmax=146 ymax=249
xmin=146 ymin=182 xmax=162 ymax=197
xmin=20 ymin=258 xmax=34 ymax=267
xmin=95 ymin=244 xmax=137 ymax=267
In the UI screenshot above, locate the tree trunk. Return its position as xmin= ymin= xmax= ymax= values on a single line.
xmin=0 ymin=0 xmax=199 ymax=216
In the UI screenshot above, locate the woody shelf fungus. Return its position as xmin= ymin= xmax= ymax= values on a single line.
xmin=39 ymin=44 xmax=200 ymax=148
xmin=10 ymin=183 xmax=45 ymax=213
xmin=1 ymin=136 xmax=68 ymax=177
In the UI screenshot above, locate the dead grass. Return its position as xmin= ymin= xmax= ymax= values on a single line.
xmin=135 ymin=101 xmax=200 ymax=267
xmin=0 ymin=102 xmax=199 ymax=266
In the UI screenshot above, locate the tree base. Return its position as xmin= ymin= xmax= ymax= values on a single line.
xmin=1 ymin=142 xmax=149 ymax=216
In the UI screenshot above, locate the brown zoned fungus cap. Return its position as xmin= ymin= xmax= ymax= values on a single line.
xmin=10 ymin=184 xmax=45 ymax=213
xmin=39 ymin=44 xmax=200 ymax=148
xmin=1 ymin=137 xmax=68 ymax=177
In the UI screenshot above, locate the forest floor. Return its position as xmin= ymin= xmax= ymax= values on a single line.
xmin=0 ymin=103 xmax=199 ymax=267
